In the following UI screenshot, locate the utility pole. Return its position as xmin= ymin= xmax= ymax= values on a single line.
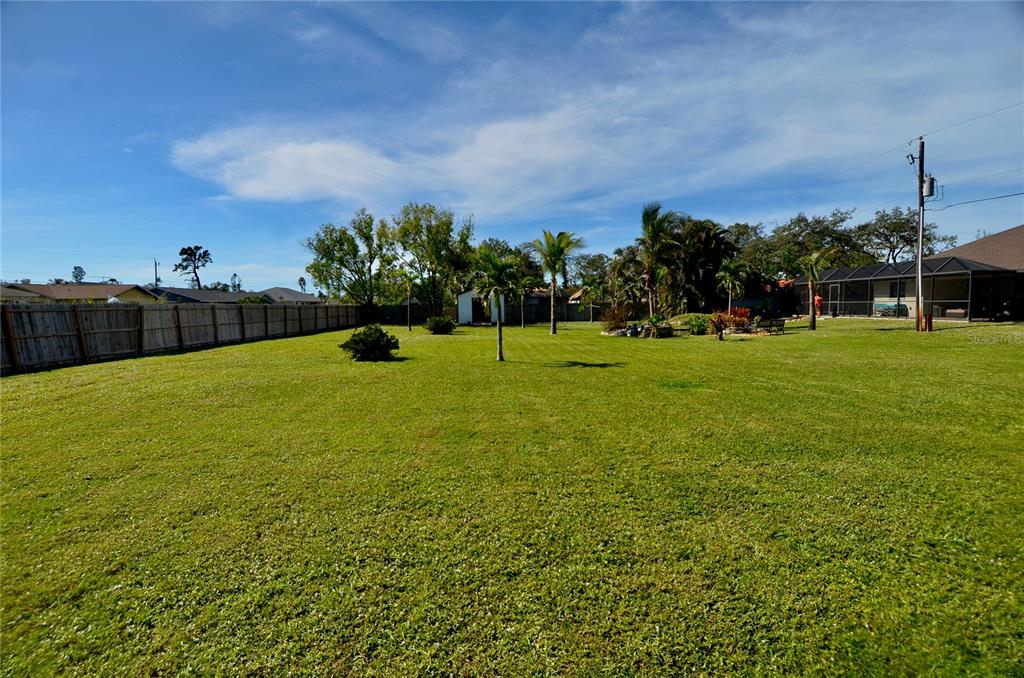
xmin=915 ymin=137 xmax=925 ymax=332
xmin=153 ymin=259 xmax=160 ymax=287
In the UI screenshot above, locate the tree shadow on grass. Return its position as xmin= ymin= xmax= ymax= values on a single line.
xmin=542 ymin=360 xmax=625 ymax=369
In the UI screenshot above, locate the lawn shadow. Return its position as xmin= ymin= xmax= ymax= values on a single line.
xmin=543 ymin=360 xmax=625 ymax=369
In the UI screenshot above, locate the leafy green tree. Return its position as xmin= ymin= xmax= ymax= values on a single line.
xmin=854 ymin=206 xmax=956 ymax=264
xmin=297 ymin=276 xmax=307 ymax=293
xmin=636 ymin=202 xmax=682 ymax=318
xmin=304 ymin=208 xmax=395 ymax=309
xmin=800 ymin=249 xmax=832 ymax=331
xmin=393 ymin=203 xmax=474 ymax=317
xmin=769 ymin=210 xmax=871 ymax=278
xmin=173 ymin=245 xmax=212 ymax=289
xmin=569 ymin=253 xmax=611 ymax=288
xmin=531 ymin=230 xmax=584 ymax=335
xmin=204 ymin=281 xmax=230 ymax=291
xmin=71 ymin=266 xmax=86 ymax=283
xmin=716 ymin=259 xmax=745 ymax=314
xmin=474 ymin=249 xmax=518 ymax=361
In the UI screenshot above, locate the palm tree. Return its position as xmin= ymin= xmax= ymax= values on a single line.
xmin=475 ymin=249 xmax=518 ymax=361
xmin=799 ymin=249 xmax=832 ymax=331
xmin=636 ymin=202 xmax=681 ymax=319
xmin=531 ymin=230 xmax=584 ymax=335
xmin=716 ymin=260 xmax=745 ymax=315
xmin=509 ymin=269 xmax=541 ymax=329
xmin=578 ymin=276 xmax=606 ymax=323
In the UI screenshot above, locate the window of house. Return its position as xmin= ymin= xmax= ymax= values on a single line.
xmin=888 ymin=280 xmax=907 ymax=297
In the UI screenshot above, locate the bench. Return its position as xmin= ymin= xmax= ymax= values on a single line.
xmin=753 ymin=318 xmax=786 ymax=335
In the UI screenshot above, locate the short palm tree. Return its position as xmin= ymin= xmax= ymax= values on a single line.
xmin=636 ymin=202 xmax=681 ymax=319
xmin=716 ymin=259 xmax=745 ymax=315
xmin=509 ymin=269 xmax=541 ymax=329
xmin=531 ymin=230 xmax=584 ymax=335
xmin=799 ymin=249 xmax=832 ymax=331
xmin=474 ymin=249 xmax=518 ymax=361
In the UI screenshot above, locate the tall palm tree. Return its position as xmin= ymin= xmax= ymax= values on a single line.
xmin=799 ymin=249 xmax=832 ymax=331
xmin=716 ymin=260 xmax=745 ymax=315
xmin=636 ymin=202 xmax=681 ymax=319
xmin=475 ymin=249 xmax=518 ymax=361
xmin=531 ymin=230 xmax=584 ymax=335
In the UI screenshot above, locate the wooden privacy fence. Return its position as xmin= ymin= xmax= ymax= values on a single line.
xmin=1 ymin=303 xmax=361 ymax=376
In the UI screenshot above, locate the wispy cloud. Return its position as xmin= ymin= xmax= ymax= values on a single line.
xmin=171 ymin=2 xmax=1023 ymax=234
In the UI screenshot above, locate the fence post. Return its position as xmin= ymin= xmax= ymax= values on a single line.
xmin=298 ymin=305 xmax=304 ymax=334
xmin=264 ymin=304 xmax=270 ymax=337
xmin=138 ymin=305 xmax=146 ymax=356
xmin=2 ymin=304 xmax=22 ymax=373
xmin=211 ymin=305 xmax=220 ymax=344
xmin=284 ymin=306 xmax=289 ymax=337
xmin=72 ymin=304 xmax=90 ymax=363
xmin=239 ymin=304 xmax=247 ymax=341
xmin=174 ymin=304 xmax=185 ymax=349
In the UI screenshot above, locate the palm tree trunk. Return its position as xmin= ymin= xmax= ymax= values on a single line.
xmin=496 ymin=295 xmax=504 ymax=361
xmin=808 ymin=280 xmax=816 ymax=331
xmin=520 ymin=295 xmax=525 ymax=329
xmin=647 ymin=278 xmax=655 ymax=319
xmin=550 ymin=277 xmax=557 ymax=335
xmin=727 ymin=290 xmax=732 ymax=315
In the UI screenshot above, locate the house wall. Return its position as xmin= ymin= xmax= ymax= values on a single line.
xmin=115 ymin=289 xmax=159 ymax=304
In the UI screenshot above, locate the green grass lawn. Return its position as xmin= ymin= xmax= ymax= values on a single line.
xmin=2 ymin=320 xmax=1022 ymax=674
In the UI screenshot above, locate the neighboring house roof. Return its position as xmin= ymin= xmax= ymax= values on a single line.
xmin=1 ymin=285 xmax=49 ymax=302
xmin=932 ymin=224 xmax=1024 ymax=272
xmin=7 ymin=283 xmax=159 ymax=301
xmin=257 ymin=287 xmax=319 ymax=303
xmin=152 ymin=287 xmax=261 ymax=303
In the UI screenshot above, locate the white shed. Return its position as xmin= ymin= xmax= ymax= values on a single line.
xmin=456 ymin=291 xmax=506 ymax=324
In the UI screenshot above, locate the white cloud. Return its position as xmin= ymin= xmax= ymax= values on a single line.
xmin=171 ymin=2 xmax=1023 ymax=236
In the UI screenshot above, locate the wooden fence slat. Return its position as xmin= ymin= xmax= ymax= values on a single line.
xmin=2 ymin=304 xmax=22 ymax=373
xmin=73 ymin=305 xmax=90 ymax=362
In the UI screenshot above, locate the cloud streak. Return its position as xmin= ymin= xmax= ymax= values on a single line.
xmin=171 ymin=2 xmax=1023 ymax=235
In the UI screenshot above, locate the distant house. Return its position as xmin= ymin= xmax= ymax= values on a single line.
xmin=1 ymin=285 xmax=48 ymax=304
xmin=258 ymin=287 xmax=320 ymax=304
xmin=794 ymin=224 xmax=1023 ymax=321
xmin=151 ymin=287 xmax=269 ymax=304
xmin=2 ymin=283 xmax=159 ymax=304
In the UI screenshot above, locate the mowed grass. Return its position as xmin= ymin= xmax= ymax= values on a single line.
xmin=2 ymin=320 xmax=1022 ymax=675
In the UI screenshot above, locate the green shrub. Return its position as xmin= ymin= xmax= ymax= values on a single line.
xmin=681 ymin=313 xmax=711 ymax=335
xmin=340 ymin=324 xmax=399 ymax=361
xmin=603 ymin=305 xmax=631 ymax=332
xmin=424 ymin=316 xmax=456 ymax=335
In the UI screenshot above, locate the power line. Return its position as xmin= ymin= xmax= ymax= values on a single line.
xmin=826 ymin=101 xmax=1024 ymax=182
xmin=917 ymin=101 xmax=1024 ymax=141
xmin=928 ymin=192 xmax=1024 ymax=212
xmin=1 ymin=247 xmax=155 ymax=261
xmin=941 ymin=167 xmax=1023 ymax=187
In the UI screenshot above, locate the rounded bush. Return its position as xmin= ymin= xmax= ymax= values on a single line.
xmin=340 ymin=324 xmax=400 ymax=361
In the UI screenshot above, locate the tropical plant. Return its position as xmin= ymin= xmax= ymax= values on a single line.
xmin=636 ymin=202 xmax=682 ymax=318
xmin=474 ymin=249 xmax=518 ymax=361
xmin=424 ymin=316 xmax=456 ymax=335
xmin=716 ymin=259 xmax=745 ymax=314
xmin=509 ymin=268 xmax=541 ymax=330
xmin=799 ymin=249 xmax=833 ymax=331
xmin=339 ymin=325 xmax=399 ymax=361
xmin=531 ymin=230 xmax=584 ymax=335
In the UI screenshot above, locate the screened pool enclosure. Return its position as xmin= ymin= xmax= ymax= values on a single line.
xmin=794 ymin=256 xmax=1021 ymax=321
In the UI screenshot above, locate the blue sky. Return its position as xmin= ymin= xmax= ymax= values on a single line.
xmin=2 ymin=1 xmax=1022 ymax=290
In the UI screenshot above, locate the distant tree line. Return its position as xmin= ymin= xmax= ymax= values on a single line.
xmin=301 ymin=201 xmax=955 ymax=324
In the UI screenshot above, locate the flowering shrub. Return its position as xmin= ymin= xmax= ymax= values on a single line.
xmin=731 ymin=307 xmax=751 ymax=319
